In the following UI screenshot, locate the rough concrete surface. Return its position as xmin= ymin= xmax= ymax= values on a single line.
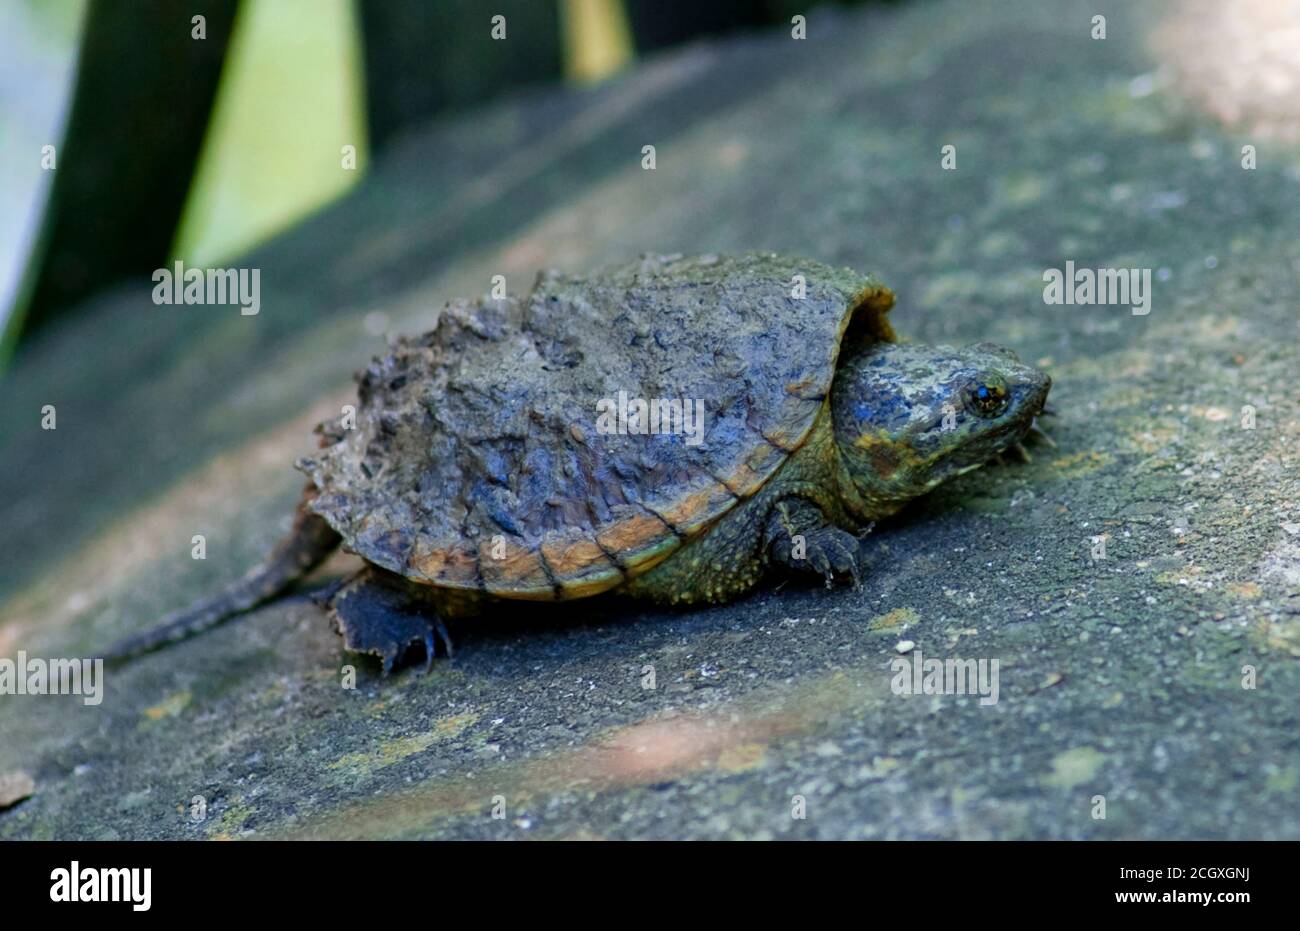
xmin=2 ymin=0 xmax=1298 ymax=839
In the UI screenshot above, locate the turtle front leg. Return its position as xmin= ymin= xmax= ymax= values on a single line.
xmin=325 ymin=568 xmax=453 ymax=674
xmin=764 ymin=499 xmax=867 ymax=589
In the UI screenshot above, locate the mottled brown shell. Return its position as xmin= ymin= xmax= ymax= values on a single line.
xmin=298 ymin=253 xmax=894 ymax=599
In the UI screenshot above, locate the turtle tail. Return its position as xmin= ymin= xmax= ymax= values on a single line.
xmin=102 ymin=490 xmax=341 ymax=661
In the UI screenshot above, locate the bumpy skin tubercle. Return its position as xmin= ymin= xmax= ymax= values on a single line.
xmin=105 ymin=255 xmax=1051 ymax=674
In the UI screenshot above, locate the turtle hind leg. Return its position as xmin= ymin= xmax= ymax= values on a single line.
xmin=327 ymin=569 xmax=453 ymax=675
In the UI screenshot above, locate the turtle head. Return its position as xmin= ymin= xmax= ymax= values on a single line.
xmin=830 ymin=340 xmax=1051 ymax=515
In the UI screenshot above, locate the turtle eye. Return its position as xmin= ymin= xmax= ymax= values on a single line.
xmin=963 ymin=374 xmax=1010 ymax=418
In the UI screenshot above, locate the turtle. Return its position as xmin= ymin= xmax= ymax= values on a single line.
xmin=105 ymin=253 xmax=1052 ymax=673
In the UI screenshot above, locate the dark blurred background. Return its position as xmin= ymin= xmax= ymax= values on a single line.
xmin=0 ymin=0 xmax=900 ymax=365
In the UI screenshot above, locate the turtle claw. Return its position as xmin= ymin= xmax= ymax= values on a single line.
xmin=431 ymin=617 xmax=455 ymax=661
xmin=811 ymin=528 xmax=862 ymax=590
xmin=421 ymin=630 xmax=437 ymax=675
xmin=419 ymin=618 xmax=455 ymax=673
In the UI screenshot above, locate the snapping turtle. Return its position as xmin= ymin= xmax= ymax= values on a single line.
xmin=107 ymin=253 xmax=1051 ymax=672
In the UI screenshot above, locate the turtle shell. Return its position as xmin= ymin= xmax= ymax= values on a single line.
xmin=298 ymin=253 xmax=895 ymax=600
